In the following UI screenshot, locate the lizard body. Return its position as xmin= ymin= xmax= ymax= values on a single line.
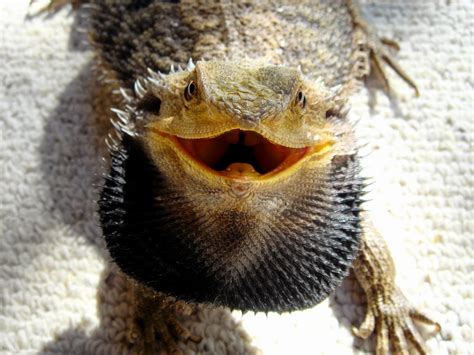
xmin=89 ymin=0 xmax=356 ymax=90
xmin=38 ymin=0 xmax=438 ymax=353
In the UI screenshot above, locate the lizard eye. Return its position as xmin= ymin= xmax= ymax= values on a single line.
xmin=184 ymin=81 xmax=197 ymax=101
xmin=296 ymin=91 xmax=306 ymax=109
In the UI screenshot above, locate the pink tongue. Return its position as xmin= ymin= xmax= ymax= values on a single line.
xmin=224 ymin=163 xmax=260 ymax=177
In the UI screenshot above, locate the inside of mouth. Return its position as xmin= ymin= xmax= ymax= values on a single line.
xmin=177 ymin=130 xmax=307 ymax=177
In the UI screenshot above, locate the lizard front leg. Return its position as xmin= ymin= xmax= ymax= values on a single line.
xmin=129 ymin=281 xmax=202 ymax=355
xmin=352 ymin=220 xmax=440 ymax=354
xmin=348 ymin=0 xmax=419 ymax=96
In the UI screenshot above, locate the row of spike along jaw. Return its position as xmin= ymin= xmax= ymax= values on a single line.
xmin=150 ymin=128 xmax=333 ymax=181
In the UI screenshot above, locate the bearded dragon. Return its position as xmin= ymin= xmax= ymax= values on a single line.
xmin=37 ymin=0 xmax=440 ymax=353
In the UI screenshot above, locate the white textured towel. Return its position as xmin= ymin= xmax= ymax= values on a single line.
xmin=1 ymin=1 xmax=472 ymax=354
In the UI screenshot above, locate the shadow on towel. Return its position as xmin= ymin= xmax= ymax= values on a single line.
xmin=38 ymin=264 xmax=257 ymax=354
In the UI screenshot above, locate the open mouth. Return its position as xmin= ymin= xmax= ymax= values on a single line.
xmin=174 ymin=130 xmax=308 ymax=179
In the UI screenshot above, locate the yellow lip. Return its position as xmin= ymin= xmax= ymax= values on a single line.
xmin=149 ymin=128 xmax=334 ymax=182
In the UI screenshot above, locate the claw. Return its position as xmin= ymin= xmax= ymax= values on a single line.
xmin=381 ymin=37 xmax=401 ymax=51
xmin=381 ymin=52 xmax=420 ymax=97
xmin=410 ymin=308 xmax=441 ymax=332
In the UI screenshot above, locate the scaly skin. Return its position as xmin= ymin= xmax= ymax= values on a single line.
xmin=353 ymin=218 xmax=440 ymax=354
xmin=100 ymin=58 xmax=364 ymax=340
xmin=128 ymin=281 xmax=201 ymax=355
xmin=38 ymin=0 xmax=438 ymax=354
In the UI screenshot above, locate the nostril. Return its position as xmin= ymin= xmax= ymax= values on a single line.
xmin=325 ymin=109 xmax=337 ymax=119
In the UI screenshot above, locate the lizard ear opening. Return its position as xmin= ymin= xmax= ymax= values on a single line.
xmin=137 ymin=93 xmax=161 ymax=115
xmin=296 ymin=91 xmax=306 ymax=109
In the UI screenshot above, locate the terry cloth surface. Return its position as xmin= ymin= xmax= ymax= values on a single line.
xmin=1 ymin=0 xmax=472 ymax=354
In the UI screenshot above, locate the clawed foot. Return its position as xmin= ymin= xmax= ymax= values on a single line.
xmin=348 ymin=0 xmax=419 ymax=96
xmin=353 ymin=287 xmax=440 ymax=355
xmin=129 ymin=287 xmax=202 ymax=355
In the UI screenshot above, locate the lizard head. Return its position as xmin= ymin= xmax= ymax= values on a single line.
xmin=100 ymin=60 xmax=363 ymax=312
xmin=141 ymin=60 xmax=337 ymax=183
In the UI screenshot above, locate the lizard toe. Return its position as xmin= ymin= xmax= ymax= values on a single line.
xmin=402 ymin=321 xmax=428 ymax=355
xmin=352 ymin=306 xmax=375 ymax=339
xmin=375 ymin=317 xmax=390 ymax=355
